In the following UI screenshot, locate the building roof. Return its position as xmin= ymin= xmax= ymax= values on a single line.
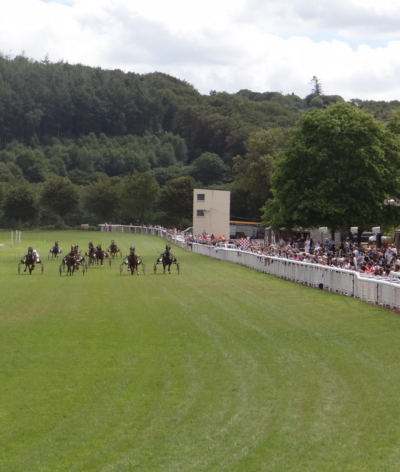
xmin=194 ymin=188 xmax=230 ymax=192
xmin=230 ymin=221 xmax=261 ymax=226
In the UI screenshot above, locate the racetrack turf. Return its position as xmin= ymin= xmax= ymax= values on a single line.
xmin=1 ymin=230 xmax=400 ymax=471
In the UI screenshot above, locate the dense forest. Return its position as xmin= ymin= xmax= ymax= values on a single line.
xmin=1 ymin=53 xmax=400 ymax=230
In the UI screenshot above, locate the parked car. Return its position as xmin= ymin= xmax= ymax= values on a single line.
xmin=368 ymin=235 xmax=393 ymax=243
xmin=357 ymin=232 xmax=375 ymax=243
xmin=349 ymin=232 xmax=392 ymax=244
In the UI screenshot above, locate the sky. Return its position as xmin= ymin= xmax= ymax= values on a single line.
xmin=1 ymin=0 xmax=400 ymax=101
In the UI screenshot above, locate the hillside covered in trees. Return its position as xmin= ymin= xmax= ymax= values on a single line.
xmin=1 ymin=53 xmax=400 ymax=230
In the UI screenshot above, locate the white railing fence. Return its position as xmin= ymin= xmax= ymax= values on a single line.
xmin=188 ymin=244 xmax=400 ymax=309
xmin=99 ymin=225 xmax=400 ymax=309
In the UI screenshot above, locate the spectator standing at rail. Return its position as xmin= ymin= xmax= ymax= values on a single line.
xmin=304 ymin=236 xmax=311 ymax=254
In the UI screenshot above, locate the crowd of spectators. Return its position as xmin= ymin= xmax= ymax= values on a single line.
xmin=99 ymin=224 xmax=400 ymax=279
xmin=178 ymin=231 xmax=400 ymax=278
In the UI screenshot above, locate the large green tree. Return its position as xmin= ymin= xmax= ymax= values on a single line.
xmin=190 ymin=152 xmax=228 ymax=186
xmin=15 ymin=149 xmax=48 ymax=183
xmin=121 ymin=172 xmax=159 ymax=223
xmin=84 ymin=179 xmax=121 ymax=221
xmin=262 ymin=103 xmax=400 ymax=234
xmin=3 ymin=184 xmax=38 ymax=223
xmin=40 ymin=175 xmax=80 ymax=219
xmin=233 ymin=127 xmax=287 ymax=218
xmin=158 ymin=176 xmax=197 ymax=223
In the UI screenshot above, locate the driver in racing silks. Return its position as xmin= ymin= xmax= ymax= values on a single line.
xmin=162 ymin=245 xmax=176 ymax=262
xmin=108 ymin=240 xmax=116 ymax=252
xmin=21 ymin=247 xmax=40 ymax=264
xmin=32 ymin=249 xmax=41 ymax=263
xmin=97 ymin=243 xmax=109 ymax=258
xmin=75 ymin=245 xmax=85 ymax=265
xmin=125 ymin=246 xmax=139 ymax=268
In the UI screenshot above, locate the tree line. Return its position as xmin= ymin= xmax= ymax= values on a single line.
xmin=2 ymin=53 xmax=400 ymax=232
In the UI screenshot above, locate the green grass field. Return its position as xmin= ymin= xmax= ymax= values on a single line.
xmin=1 ymin=230 xmax=400 ymax=471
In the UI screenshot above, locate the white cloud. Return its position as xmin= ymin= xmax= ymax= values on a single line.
xmin=241 ymin=0 xmax=400 ymax=39
xmin=1 ymin=0 xmax=400 ymax=101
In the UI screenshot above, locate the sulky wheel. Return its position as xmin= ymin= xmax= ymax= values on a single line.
xmin=153 ymin=263 xmax=157 ymax=274
xmin=41 ymin=264 xmax=44 ymax=274
xmin=82 ymin=265 xmax=85 ymax=276
xmin=109 ymin=258 xmax=112 ymax=268
xmin=59 ymin=265 xmax=62 ymax=276
xmin=177 ymin=263 xmax=180 ymax=274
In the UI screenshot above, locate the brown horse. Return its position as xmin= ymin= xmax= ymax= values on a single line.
xmin=87 ymin=242 xmax=97 ymax=265
xmin=65 ymin=252 xmax=78 ymax=276
xmin=96 ymin=244 xmax=109 ymax=266
xmin=64 ymin=245 xmax=80 ymax=275
xmin=162 ymin=244 xmax=174 ymax=274
xmin=21 ymin=247 xmax=37 ymax=274
xmin=108 ymin=240 xmax=121 ymax=258
xmin=126 ymin=247 xmax=140 ymax=275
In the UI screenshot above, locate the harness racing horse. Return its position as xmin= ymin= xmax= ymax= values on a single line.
xmin=62 ymin=245 xmax=86 ymax=276
xmin=20 ymin=247 xmax=38 ymax=274
xmin=95 ymin=244 xmax=110 ymax=267
xmin=126 ymin=247 xmax=139 ymax=275
xmin=108 ymin=240 xmax=121 ymax=258
xmin=72 ymin=244 xmax=85 ymax=269
xmin=65 ymin=251 xmax=78 ymax=276
xmin=121 ymin=247 xmax=146 ymax=275
xmin=49 ymin=241 xmax=62 ymax=259
xmin=86 ymin=242 xmax=97 ymax=265
xmin=161 ymin=244 xmax=174 ymax=274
